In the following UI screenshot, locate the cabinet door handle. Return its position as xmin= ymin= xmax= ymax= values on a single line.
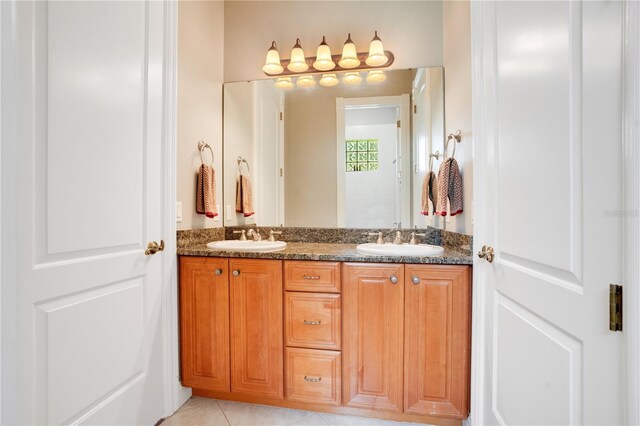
xmin=214 ymin=269 xmax=223 ymax=276
xmin=232 ymin=270 xmax=240 ymax=276
xmin=412 ymin=276 xmax=420 ymax=285
xmin=303 ymin=320 xmax=321 ymax=325
xmin=303 ymin=275 xmax=320 ymax=280
xmin=304 ymin=376 xmax=322 ymax=383
xmin=389 ymin=275 xmax=398 ymax=284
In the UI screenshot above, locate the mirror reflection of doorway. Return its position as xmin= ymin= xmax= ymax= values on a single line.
xmin=336 ymin=95 xmax=411 ymax=228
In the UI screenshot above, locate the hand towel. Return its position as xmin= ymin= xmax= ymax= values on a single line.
xmin=196 ymin=164 xmax=218 ymax=218
xmin=235 ymin=174 xmax=255 ymax=217
xmin=435 ymin=158 xmax=463 ymax=216
xmin=421 ymin=171 xmax=438 ymax=215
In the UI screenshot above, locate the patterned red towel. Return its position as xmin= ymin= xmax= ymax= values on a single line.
xmin=435 ymin=158 xmax=463 ymax=216
xmin=196 ymin=164 xmax=218 ymax=218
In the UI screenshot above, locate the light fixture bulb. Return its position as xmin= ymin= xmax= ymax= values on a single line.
xmin=338 ymin=33 xmax=360 ymax=69
xmin=262 ymin=41 xmax=284 ymax=74
xmin=313 ymin=36 xmax=336 ymax=71
xmin=366 ymin=70 xmax=386 ymax=84
xmin=296 ymin=75 xmax=316 ymax=88
xmin=343 ymin=72 xmax=362 ymax=85
xmin=274 ymin=77 xmax=294 ymax=90
xmin=365 ymin=31 xmax=388 ymax=67
xmin=288 ymin=38 xmax=309 ymax=73
xmin=319 ymin=73 xmax=339 ymax=87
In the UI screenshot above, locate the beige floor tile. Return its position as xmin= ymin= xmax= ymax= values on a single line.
xmin=162 ymin=397 xmax=230 ymax=426
xmin=318 ymin=413 xmax=383 ymax=426
xmin=217 ymin=399 xmax=313 ymax=426
xmin=289 ymin=414 xmax=330 ymax=426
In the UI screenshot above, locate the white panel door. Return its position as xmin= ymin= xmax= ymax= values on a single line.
xmin=12 ymin=1 xmax=167 ymax=424
xmin=473 ymin=1 xmax=623 ymax=424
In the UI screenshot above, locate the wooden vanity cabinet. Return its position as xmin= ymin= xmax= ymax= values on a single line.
xmin=179 ymin=257 xmax=230 ymax=392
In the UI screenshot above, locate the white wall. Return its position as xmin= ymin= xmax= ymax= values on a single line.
xmin=177 ymin=0 xmax=224 ymax=230
xmin=224 ymin=1 xmax=443 ymax=82
xmin=442 ymin=0 xmax=472 ymax=234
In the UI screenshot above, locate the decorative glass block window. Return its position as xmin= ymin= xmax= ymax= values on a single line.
xmin=345 ymin=139 xmax=379 ymax=172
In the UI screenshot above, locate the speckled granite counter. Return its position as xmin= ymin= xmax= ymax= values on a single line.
xmin=177 ymin=241 xmax=472 ymax=265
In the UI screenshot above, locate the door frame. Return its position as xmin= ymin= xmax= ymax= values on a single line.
xmin=335 ymin=95 xmax=411 ymax=228
xmin=469 ymin=1 xmax=640 ymax=424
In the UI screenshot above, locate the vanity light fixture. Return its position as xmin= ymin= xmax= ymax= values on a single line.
xmin=319 ymin=73 xmax=339 ymax=87
xmin=313 ymin=36 xmax=336 ymax=71
xmin=338 ymin=33 xmax=360 ymax=69
xmin=343 ymin=71 xmax=363 ymax=85
xmin=366 ymin=70 xmax=387 ymax=84
xmin=288 ymin=39 xmax=309 ymax=73
xmin=262 ymin=32 xmax=394 ymax=78
xmin=262 ymin=41 xmax=284 ymax=74
xmin=296 ymin=75 xmax=316 ymax=88
xmin=274 ymin=77 xmax=294 ymax=90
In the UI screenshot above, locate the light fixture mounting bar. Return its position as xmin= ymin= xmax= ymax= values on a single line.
xmin=264 ymin=50 xmax=395 ymax=77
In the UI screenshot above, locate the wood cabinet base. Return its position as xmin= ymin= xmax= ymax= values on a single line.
xmin=191 ymin=390 xmax=462 ymax=426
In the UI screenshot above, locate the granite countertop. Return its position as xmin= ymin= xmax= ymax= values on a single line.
xmin=177 ymin=241 xmax=473 ymax=265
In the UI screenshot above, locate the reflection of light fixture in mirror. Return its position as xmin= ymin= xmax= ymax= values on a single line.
xmin=274 ymin=77 xmax=294 ymax=90
xmin=313 ymin=36 xmax=335 ymax=71
xmin=365 ymin=31 xmax=388 ymax=67
xmin=288 ymin=39 xmax=309 ymax=73
xmin=319 ymin=73 xmax=339 ymax=87
xmin=296 ymin=75 xmax=316 ymax=88
xmin=343 ymin=72 xmax=362 ymax=85
xmin=338 ymin=33 xmax=360 ymax=69
xmin=262 ymin=41 xmax=283 ymax=74
xmin=366 ymin=70 xmax=386 ymax=84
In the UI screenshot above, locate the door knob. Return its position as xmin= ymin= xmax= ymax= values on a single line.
xmin=145 ymin=240 xmax=165 ymax=255
xmin=478 ymin=245 xmax=495 ymax=263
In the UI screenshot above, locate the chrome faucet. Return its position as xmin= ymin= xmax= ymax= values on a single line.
xmin=393 ymin=231 xmax=403 ymax=245
xmin=409 ymin=232 xmax=426 ymax=245
xmin=247 ymin=229 xmax=262 ymax=241
xmin=233 ymin=230 xmax=247 ymax=241
xmin=268 ymin=230 xmax=282 ymax=242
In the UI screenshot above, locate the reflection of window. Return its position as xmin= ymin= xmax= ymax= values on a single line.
xmin=345 ymin=139 xmax=379 ymax=172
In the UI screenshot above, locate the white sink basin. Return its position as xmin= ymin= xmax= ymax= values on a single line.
xmin=207 ymin=240 xmax=287 ymax=252
xmin=356 ymin=243 xmax=444 ymax=257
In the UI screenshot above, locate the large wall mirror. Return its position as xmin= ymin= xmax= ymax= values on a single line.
xmin=223 ymin=67 xmax=446 ymax=229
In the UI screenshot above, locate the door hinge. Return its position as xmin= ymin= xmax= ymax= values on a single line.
xmin=413 ymin=105 xmax=417 ymax=114
xmin=397 ymin=120 xmax=401 ymax=128
xmin=279 ymin=112 xmax=283 ymax=121
xmin=279 ymin=168 xmax=283 ymax=177
xmin=609 ymin=284 xmax=623 ymax=331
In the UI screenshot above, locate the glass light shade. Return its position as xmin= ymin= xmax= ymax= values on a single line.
xmin=274 ymin=77 xmax=294 ymax=90
xmin=296 ymin=75 xmax=316 ymax=88
xmin=287 ymin=38 xmax=309 ymax=73
xmin=366 ymin=70 xmax=387 ymax=84
xmin=313 ymin=36 xmax=335 ymax=71
xmin=365 ymin=31 xmax=388 ymax=67
xmin=338 ymin=33 xmax=360 ymax=69
xmin=343 ymin=72 xmax=362 ymax=85
xmin=262 ymin=41 xmax=283 ymax=74
xmin=319 ymin=73 xmax=339 ymax=87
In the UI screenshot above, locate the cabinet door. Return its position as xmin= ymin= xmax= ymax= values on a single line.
xmin=342 ymin=263 xmax=404 ymax=412
xmin=404 ymin=265 xmax=471 ymax=419
xmin=180 ymin=257 xmax=230 ymax=392
xmin=230 ymin=259 xmax=284 ymax=399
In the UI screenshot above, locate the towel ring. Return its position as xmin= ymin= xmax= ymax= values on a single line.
xmin=429 ymin=151 xmax=441 ymax=172
xmin=237 ymin=157 xmax=250 ymax=174
xmin=198 ymin=140 xmax=214 ymax=166
xmin=444 ymin=130 xmax=462 ymax=160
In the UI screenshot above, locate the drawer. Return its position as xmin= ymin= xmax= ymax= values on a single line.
xmin=285 ymin=347 xmax=341 ymax=406
xmin=285 ymin=292 xmax=341 ymax=350
xmin=284 ymin=261 xmax=341 ymax=293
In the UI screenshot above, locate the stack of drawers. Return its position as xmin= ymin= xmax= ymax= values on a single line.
xmin=284 ymin=260 xmax=342 ymax=406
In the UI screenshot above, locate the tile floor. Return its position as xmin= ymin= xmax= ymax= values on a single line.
xmin=162 ymin=397 xmax=433 ymax=426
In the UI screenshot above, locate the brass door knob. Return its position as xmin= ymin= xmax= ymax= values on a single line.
xmin=145 ymin=240 xmax=165 ymax=255
xmin=477 ymin=245 xmax=495 ymax=263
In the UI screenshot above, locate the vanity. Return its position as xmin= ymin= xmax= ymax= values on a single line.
xmin=177 ymin=228 xmax=472 ymax=425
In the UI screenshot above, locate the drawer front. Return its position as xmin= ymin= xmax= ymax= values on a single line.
xmin=285 ymin=292 xmax=341 ymax=350
xmin=285 ymin=261 xmax=341 ymax=293
xmin=285 ymin=348 xmax=341 ymax=406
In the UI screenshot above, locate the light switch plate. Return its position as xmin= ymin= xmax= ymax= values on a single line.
xmin=225 ymin=205 xmax=232 ymax=221
xmin=176 ymin=201 xmax=182 ymax=222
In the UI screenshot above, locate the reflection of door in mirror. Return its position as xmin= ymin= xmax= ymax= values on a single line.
xmin=336 ymin=96 xmax=411 ymax=228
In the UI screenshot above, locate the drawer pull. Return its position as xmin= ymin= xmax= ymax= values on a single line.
xmin=390 ymin=275 xmax=398 ymax=284
xmin=303 ymin=320 xmax=321 ymax=325
xmin=412 ymin=276 xmax=420 ymax=285
xmin=304 ymin=376 xmax=322 ymax=383
xmin=303 ymin=275 xmax=321 ymax=280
